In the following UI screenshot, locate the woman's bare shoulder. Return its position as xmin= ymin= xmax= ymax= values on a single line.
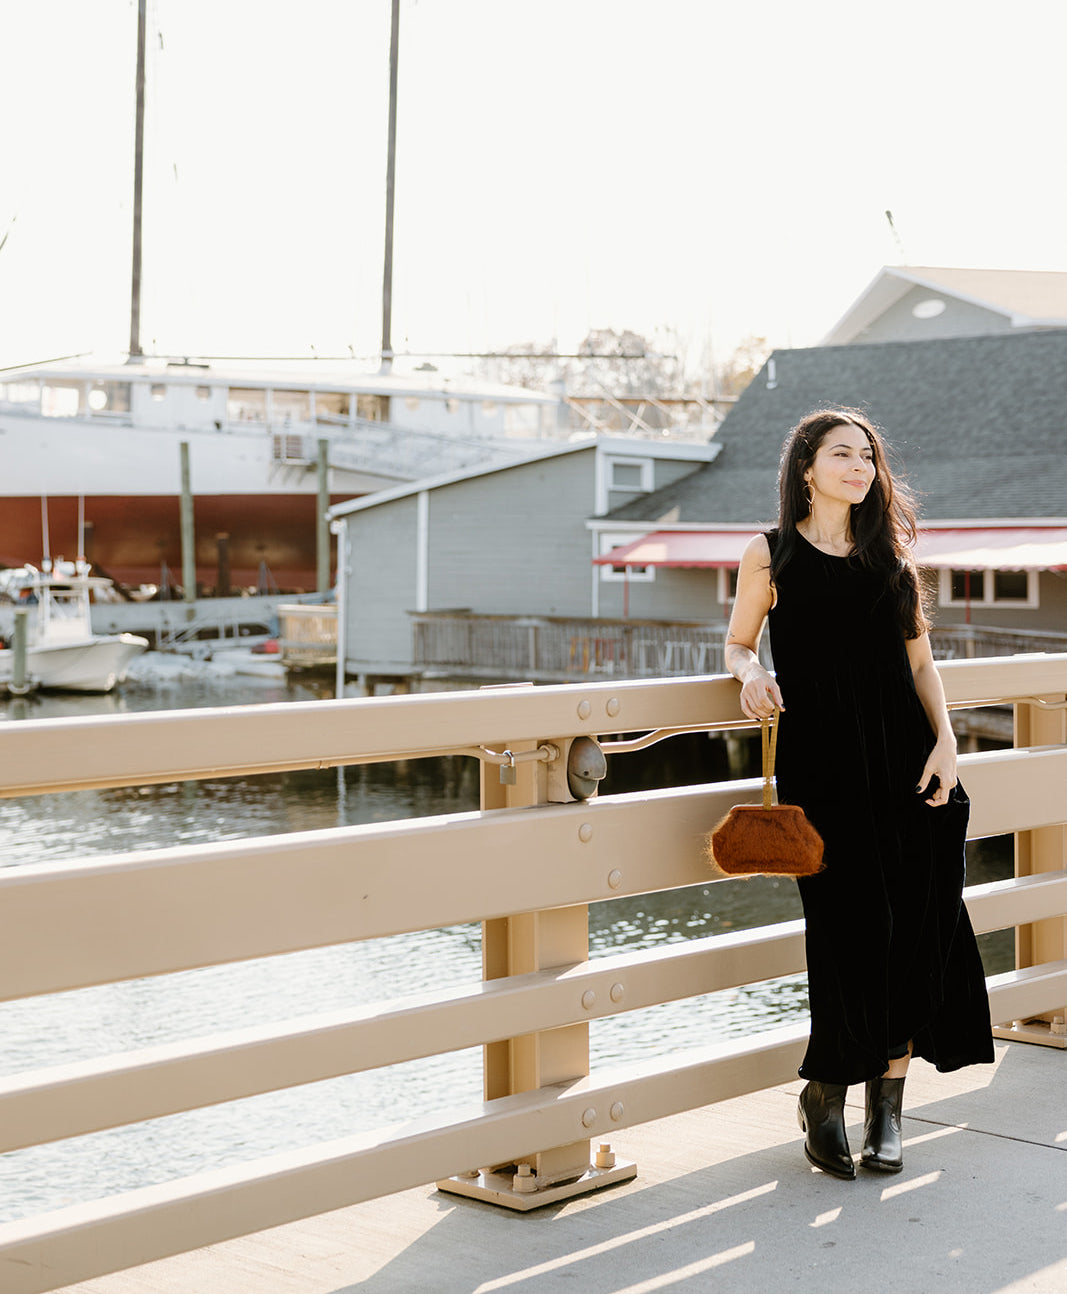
xmin=740 ymin=532 xmax=772 ymax=567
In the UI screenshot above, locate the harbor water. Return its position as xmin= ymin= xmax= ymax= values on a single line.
xmin=0 ymin=665 xmax=1014 ymax=1221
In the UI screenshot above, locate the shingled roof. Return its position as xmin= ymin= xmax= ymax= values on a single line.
xmin=606 ymin=329 xmax=1067 ymax=527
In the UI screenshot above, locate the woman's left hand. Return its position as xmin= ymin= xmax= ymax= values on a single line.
xmin=916 ymin=737 xmax=958 ymax=807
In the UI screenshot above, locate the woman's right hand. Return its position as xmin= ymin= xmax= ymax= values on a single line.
xmin=738 ymin=665 xmax=785 ymax=721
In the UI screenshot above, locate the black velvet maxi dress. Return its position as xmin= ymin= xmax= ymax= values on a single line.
xmin=765 ymin=529 xmax=994 ymax=1085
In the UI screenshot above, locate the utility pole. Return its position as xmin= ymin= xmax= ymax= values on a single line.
xmin=128 ymin=0 xmax=147 ymax=361
xmin=380 ymin=0 xmax=400 ymax=373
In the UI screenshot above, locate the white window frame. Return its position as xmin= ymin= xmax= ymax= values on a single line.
xmin=598 ymin=530 xmax=656 ymax=584
xmin=938 ymin=568 xmax=1039 ymax=609
xmin=717 ymin=567 xmax=740 ymax=605
xmin=606 ymin=456 xmax=653 ymax=495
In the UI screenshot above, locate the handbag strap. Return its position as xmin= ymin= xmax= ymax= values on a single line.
xmin=760 ymin=707 xmax=781 ymax=809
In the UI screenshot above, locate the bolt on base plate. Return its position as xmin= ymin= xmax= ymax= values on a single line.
xmin=436 ymin=1158 xmax=637 ymax=1211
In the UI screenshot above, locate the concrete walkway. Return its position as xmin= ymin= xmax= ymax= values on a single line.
xmin=58 ymin=1040 xmax=1066 ymax=1294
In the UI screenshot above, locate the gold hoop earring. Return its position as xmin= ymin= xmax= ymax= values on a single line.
xmin=804 ymin=483 xmax=814 ymax=511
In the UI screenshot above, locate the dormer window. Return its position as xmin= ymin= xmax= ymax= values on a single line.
xmin=608 ymin=457 xmax=652 ymax=493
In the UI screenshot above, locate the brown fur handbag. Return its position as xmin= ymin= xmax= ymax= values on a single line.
xmin=707 ymin=709 xmax=825 ymax=877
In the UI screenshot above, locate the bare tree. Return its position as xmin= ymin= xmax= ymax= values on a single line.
xmin=713 ymin=334 xmax=772 ymax=400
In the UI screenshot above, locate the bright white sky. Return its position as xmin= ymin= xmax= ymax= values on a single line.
xmin=2 ymin=0 xmax=1066 ymax=376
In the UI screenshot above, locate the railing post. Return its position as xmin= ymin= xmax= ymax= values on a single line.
xmin=437 ymin=687 xmax=636 ymax=1208
xmin=994 ymin=693 xmax=1067 ymax=1047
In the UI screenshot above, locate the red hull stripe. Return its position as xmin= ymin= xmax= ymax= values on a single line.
xmin=0 ymin=495 xmax=355 ymax=590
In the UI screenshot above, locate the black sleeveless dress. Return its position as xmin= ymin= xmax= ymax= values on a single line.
xmin=766 ymin=529 xmax=994 ymax=1084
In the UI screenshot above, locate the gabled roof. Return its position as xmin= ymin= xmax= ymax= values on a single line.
xmin=605 ymin=329 xmax=1067 ymax=527
xmin=327 ymin=436 xmax=717 ymax=520
xmin=824 ymin=266 xmax=1067 ymax=346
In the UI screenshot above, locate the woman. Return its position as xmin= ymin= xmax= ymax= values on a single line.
xmin=724 ymin=408 xmax=993 ymax=1181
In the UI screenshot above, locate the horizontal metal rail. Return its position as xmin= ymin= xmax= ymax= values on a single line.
xmin=1 ymin=866 xmax=1064 ymax=1158
xmin=4 ymin=946 xmax=1066 ymax=1294
xmin=2 ymin=748 xmax=1065 ymax=1002
xmin=1 ymin=1027 xmax=812 ymax=1294
xmin=0 ymin=920 xmax=808 ymax=1154
xmin=1 ymin=656 xmax=1066 ymax=797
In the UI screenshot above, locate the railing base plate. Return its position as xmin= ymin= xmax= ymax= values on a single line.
xmin=436 ymin=1158 xmax=637 ymax=1211
xmin=992 ymin=1018 xmax=1067 ymax=1048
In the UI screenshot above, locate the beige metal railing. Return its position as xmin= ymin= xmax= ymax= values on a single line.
xmin=0 ymin=656 xmax=1065 ymax=1292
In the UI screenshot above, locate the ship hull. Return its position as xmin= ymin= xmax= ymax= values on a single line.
xmin=0 ymin=407 xmax=399 ymax=589
xmin=0 ymin=493 xmax=350 ymax=591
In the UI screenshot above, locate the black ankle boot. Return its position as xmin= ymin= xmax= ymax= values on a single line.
xmin=861 ymin=1077 xmax=905 ymax=1173
xmin=797 ymin=1081 xmax=855 ymax=1180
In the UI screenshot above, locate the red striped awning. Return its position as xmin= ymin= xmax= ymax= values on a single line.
xmin=914 ymin=528 xmax=1067 ymax=571
xmin=594 ymin=527 xmax=1067 ymax=572
xmin=593 ymin=531 xmax=758 ymax=568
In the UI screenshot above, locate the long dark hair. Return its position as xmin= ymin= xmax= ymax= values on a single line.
xmin=772 ymin=408 xmax=928 ymax=638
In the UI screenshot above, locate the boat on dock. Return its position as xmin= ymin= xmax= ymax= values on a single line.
xmin=0 ymin=562 xmax=148 ymax=693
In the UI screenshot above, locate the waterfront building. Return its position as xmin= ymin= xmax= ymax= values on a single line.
xmin=327 ymin=437 xmax=717 ymax=691
xmin=600 ymin=328 xmax=1067 ymax=637
xmin=822 ymin=265 xmax=1067 ymax=346
xmin=328 ymin=329 xmax=1067 ymax=691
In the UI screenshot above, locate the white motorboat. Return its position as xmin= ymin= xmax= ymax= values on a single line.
xmin=0 ymin=562 xmax=149 ymax=694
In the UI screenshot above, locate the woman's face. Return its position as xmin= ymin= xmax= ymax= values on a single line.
xmin=804 ymin=421 xmax=875 ymax=507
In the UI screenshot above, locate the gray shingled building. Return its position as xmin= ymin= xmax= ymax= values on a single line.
xmin=602 ymin=329 xmax=1067 ymax=632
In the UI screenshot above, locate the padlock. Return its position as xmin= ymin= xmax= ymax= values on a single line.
xmin=499 ymin=750 xmax=517 ymax=785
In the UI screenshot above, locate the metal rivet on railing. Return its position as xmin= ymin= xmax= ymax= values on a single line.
xmin=608 ymin=868 xmax=622 ymax=888
xmin=610 ymin=1102 xmax=625 ymax=1122
xmin=581 ymin=989 xmax=597 ymax=1011
xmin=581 ymin=1107 xmax=598 ymax=1128
xmin=606 ymin=696 xmax=620 ymax=718
xmin=578 ymin=823 xmax=593 ymax=843
xmin=610 ymin=982 xmax=625 ymax=1003
xmin=577 ymin=699 xmax=592 ymax=719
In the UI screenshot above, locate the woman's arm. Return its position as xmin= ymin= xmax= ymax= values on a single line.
xmin=724 ymin=534 xmax=784 ymax=721
xmin=906 ymin=630 xmax=957 ymax=806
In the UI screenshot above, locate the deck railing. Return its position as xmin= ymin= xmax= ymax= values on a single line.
xmin=0 ymin=656 xmax=1065 ymax=1292
xmin=411 ymin=612 xmax=741 ymax=681
xmin=409 ymin=612 xmax=1067 ymax=683
xmin=930 ymin=623 xmax=1067 ymax=659
xmin=277 ymin=602 xmax=338 ymax=668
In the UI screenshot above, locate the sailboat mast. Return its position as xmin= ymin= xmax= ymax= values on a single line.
xmin=379 ymin=0 xmax=400 ymax=373
xmin=128 ymin=0 xmax=147 ymax=361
